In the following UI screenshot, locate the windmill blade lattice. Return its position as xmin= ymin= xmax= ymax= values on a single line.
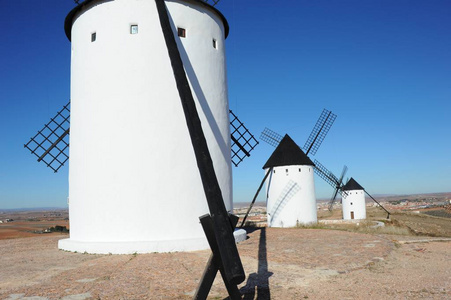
xmin=260 ymin=127 xmax=283 ymax=147
xmin=313 ymin=159 xmax=340 ymax=188
xmin=268 ymin=180 xmax=300 ymax=226
xmin=303 ymin=109 xmax=337 ymax=156
xmin=327 ymin=165 xmax=348 ymax=211
xmin=229 ymin=110 xmax=259 ymax=167
xmin=313 ymin=159 xmax=348 ymax=210
xmin=24 ymin=102 xmax=70 ymax=173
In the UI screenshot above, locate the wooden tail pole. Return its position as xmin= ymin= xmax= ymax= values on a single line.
xmin=154 ymin=0 xmax=245 ymax=285
xmin=365 ymin=190 xmax=391 ymax=219
xmin=240 ymin=168 xmax=272 ymax=228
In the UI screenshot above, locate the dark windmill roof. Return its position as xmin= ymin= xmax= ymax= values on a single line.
xmin=263 ymin=134 xmax=314 ymax=169
xmin=342 ymin=177 xmax=364 ymax=191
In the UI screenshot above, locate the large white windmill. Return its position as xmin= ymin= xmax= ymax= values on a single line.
xmin=24 ymin=0 xmax=258 ymax=254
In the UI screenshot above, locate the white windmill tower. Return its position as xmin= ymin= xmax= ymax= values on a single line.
xmin=341 ymin=177 xmax=366 ymax=220
xmin=24 ymin=0 xmax=258 ymax=255
xmin=263 ymin=135 xmax=317 ymax=227
xmin=239 ymin=109 xmax=338 ymax=227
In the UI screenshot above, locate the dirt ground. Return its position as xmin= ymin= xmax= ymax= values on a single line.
xmin=0 ymin=228 xmax=450 ymax=299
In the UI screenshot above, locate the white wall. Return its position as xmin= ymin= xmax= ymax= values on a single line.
xmin=59 ymin=0 xmax=231 ymax=254
xmin=342 ymin=189 xmax=366 ymax=220
xmin=264 ymin=165 xmax=317 ymax=227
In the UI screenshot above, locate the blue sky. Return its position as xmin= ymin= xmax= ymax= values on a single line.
xmin=0 ymin=0 xmax=450 ymax=209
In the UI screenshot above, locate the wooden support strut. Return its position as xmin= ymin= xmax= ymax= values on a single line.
xmin=154 ymin=0 xmax=245 ymax=286
xmin=194 ymin=214 xmax=242 ymax=300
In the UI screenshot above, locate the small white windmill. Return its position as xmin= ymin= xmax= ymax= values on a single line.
xmin=341 ymin=177 xmax=366 ymax=220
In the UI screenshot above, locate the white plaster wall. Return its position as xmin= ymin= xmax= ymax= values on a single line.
xmin=342 ymin=189 xmax=366 ymax=220
xmin=264 ymin=165 xmax=317 ymax=227
xmin=59 ymin=0 xmax=231 ymax=254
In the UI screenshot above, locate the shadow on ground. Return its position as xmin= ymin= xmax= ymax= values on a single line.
xmin=239 ymin=227 xmax=273 ymax=299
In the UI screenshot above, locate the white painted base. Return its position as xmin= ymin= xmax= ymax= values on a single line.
xmin=59 ymin=228 xmax=247 ymax=254
xmin=58 ymin=237 xmax=209 ymax=254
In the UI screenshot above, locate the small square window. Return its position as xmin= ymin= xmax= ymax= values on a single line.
xmin=212 ymin=39 xmax=217 ymax=49
xmin=178 ymin=27 xmax=186 ymax=38
xmin=130 ymin=25 xmax=138 ymax=34
xmin=91 ymin=32 xmax=96 ymax=42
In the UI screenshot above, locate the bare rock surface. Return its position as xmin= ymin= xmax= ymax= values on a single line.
xmin=0 ymin=229 xmax=449 ymax=299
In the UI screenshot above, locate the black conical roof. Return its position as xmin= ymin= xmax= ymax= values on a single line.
xmin=263 ymin=134 xmax=314 ymax=169
xmin=342 ymin=177 xmax=364 ymax=191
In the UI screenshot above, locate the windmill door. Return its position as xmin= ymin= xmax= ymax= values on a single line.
xmin=350 ymin=211 xmax=354 ymax=219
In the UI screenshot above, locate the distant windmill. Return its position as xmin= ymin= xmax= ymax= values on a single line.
xmin=240 ymin=109 xmax=337 ymax=227
xmin=342 ymin=177 xmax=390 ymax=219
xmin=341 ymin=177 xmax=366 ymax=220
xmin=24 ymin=0 xmax=258 ymax=257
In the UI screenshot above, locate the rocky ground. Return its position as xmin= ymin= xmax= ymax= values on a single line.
xmin=0 ymin=228 xmax=450 ymax=299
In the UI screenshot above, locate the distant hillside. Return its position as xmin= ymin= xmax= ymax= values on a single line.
xmin=0 ymin=207 xmax=67 ymax=213
xmin=233 ymin=201 xmax=266 ymax=208
xmin=236 ymin=192 xmax=451 ymax=206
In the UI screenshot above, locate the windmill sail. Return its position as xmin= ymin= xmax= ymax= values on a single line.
xmin=313 ymin=159 xmax=340 ymax=188
xmin=313 ymin=159 xmax=348 ymax=210
xmin=24 ymin=102 xmax=70 ymax=173
xmin=230 ymin=110 xmax=259 ymax=167
xmin=303 ymin=109 xmax=336 ymax=156
xmin=260 ymin=108 xmax=336 ymax=157
xmin=260 ymin=127 xmax=283 ymax=147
